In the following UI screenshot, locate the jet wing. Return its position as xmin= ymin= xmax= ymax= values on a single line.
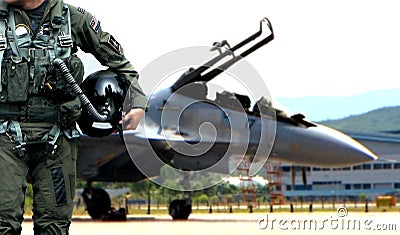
xmin=77 ymin=126 xmax=233 ymax=183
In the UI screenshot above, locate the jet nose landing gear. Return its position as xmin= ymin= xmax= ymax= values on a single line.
xmin=81 ymin=186 xmax=127 ymax=221
xmin=82 ymin=187 xmax=111 ymax=219
xmin=168 ymin=199 xmax=192 ymax=220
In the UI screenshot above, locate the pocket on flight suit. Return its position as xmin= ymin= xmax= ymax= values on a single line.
xmin=65 ymin=137 xmax=79 ymax=202
xmin=49 ymin=166 xmax=68 ymax=206
xmin=44 ymin=158 xmax=67 ymax=207
xmin=45 ymin=137 xmax=68 ymax=207
xmin=47 ymin=136 xmax=78 ymax=208
xmin=4 ymin=61 xmax=29 ymax=102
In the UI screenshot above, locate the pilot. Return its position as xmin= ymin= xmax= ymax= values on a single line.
xmin=0 ymin=0 xmax=147 ymax=234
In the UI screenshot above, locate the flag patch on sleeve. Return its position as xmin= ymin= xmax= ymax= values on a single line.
xmin=90 ymin=16 xmax=101 ymax=33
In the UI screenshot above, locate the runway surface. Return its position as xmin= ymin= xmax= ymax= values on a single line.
xmin=21 ymin=212 xmax=399 ymax=235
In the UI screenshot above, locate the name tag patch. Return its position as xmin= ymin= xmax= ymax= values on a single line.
xmin=108 ymin=35 xmax=122 ymax=54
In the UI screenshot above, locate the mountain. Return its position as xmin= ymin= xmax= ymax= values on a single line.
xmin=276 ymin=88 xmax=400 ymax=122
xmin=321 ymin=106 xmax=400 ymax=134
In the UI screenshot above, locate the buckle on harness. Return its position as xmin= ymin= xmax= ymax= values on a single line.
xmin=6 ymin=123 xmax=61 ymax=158
xmin=12 ymin=143 xmax=26 ymax=158
xmin=0 ymin=35 xmax=6 ymax=51
xmin=29 ymin=48 xmax=48 ymax=59
xmin=58 ymin=34 xmax=73 ymax=47
xmin=12 ymin=141 xmax=59 ymax=158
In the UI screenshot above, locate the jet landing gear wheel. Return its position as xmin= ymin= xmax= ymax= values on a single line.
xmin=168 ymin=199 xmax=192 ymax=220
xmin=83 ymin=188 xmax=111 ymax=219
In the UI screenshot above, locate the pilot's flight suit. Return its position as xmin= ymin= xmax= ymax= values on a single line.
xmin=0 ymin=0 xmax=147 ymax=234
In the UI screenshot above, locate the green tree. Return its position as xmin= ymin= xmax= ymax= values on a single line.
xmin=196 ymin=194 xmax=209 ymax=205
xmin=210 ymin=195 xmax=219 ymax=205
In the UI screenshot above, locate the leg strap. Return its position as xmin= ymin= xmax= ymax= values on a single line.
xmin=6 ymin=122 xmax=62 ymax=158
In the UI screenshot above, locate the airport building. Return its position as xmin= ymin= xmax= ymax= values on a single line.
xmin=279 ymin=132 xmax=400 ymax=200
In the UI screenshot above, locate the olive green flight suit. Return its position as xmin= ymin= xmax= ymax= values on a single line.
xmin=0 ymin=0 xmax=147 ymax=234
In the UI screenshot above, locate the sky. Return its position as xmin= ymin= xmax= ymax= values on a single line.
xmin=65 ymin=0 xmax=400 ymax=99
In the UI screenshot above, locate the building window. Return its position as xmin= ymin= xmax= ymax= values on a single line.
xmin=373 ymin=163 xmax=382 ymax=170
xmin=353 ymin=184 xmax=362 ymax=189
xmin=281 ymin=166 xmax=291 ymax=172
xmin=362 ymin=164 xmax=371 ymax=170
xmin=294 ymin=185 xmax=312 ymax=190
xmin=395 ymin=183 xmax=400 ymax=189
xmin=363 ymin=184 xmax=371 ymax=189
xmin=345 ymin=184 xmax=351 ymax=190
xmin=353 ymin=165 xmax=362 ymax=170
xmin=394 ymin=163 xmax=400 ymax=169
xmin=312 ymin=167 xmax=321 ymax=171
xmin=383 ymin=163 xmax=392 ymax=170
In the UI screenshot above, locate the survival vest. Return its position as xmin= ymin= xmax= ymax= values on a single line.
xmin=0 ymin=0 xmax=82 ymax=124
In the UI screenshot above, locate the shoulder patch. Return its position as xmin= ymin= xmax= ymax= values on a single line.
xmin=89 ymin=16 xmax=101 ymax=33
xmin=77 ymin=7 xmax=85 ymax=14
xmin=108 ymin=35 xmax=122 ymax=54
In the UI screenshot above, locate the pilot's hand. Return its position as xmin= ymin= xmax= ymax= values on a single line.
xmin=119 ymin=108 xmax=145 ymax=130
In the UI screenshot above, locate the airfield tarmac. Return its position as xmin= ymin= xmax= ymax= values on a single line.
xmin=21 ymin=212 xmax=399 ymax=235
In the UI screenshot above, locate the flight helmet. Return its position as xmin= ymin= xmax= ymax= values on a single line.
xmin=77 ymin=70 xmax=129 ymax=137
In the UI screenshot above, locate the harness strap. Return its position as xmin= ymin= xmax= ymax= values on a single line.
xmin=6 ymin=8 xmax=21 ymax=60
xmin=43 ymin=124 xmax=61 ymax=155
xmin=0 ymin=121 xmax=7 ymax=134
xmin=0 ymin=0 xmax=7 ymax=16
xmin=7 ymin=122 xmax=62 ymax=158
xmin=48 ymin=2 xmax=71 ymax=61
xmin=4 ymin=1 xmax=72 ymax=64
xmin=0 ymin=0 xmax=7 ymax=93
xmin=0 ymin=28 xmax=5 ymax=93
xmin=43 ymin=124 xmax=61 ymax=145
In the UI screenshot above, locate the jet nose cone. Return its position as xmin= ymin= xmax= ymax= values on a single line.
xmin=311 ymin=124 xmax=378 ymax=166
xmin=273 ymin=123 xmax=378 ymax=167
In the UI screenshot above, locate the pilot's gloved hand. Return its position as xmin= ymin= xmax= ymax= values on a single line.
xmin=120 ymin=108 xmax=145 ymax=130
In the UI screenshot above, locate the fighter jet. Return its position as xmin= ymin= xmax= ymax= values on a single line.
xmin=71 ymin=18 xmax=377 ymax=220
